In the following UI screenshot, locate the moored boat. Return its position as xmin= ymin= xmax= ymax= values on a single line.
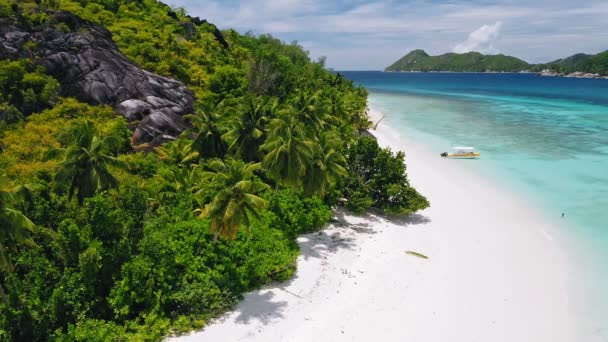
xmin=441 ymin=147 xmax=480 ymax=159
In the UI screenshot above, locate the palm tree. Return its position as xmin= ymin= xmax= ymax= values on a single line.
xmin=288 ymin=89 xmax=325 ymax=132
xmin=335 ymin=121 xmax=356 ymax=147
xmin=261 ymin=113 xmax=315 ymax=188
xmin=325 ymin=89 xmax=347 ymax=123
xmin=197 ymin=159 xmax=270 ymax=240
xmin=156 ymin=164 xmax=203 ymax=201
xmin=183 ymin=110 xmax=227 ymax=159
xmin=222 ymin=96 xmax=270 ymax=162
xmin=0 ymin=177 xmax=35 ymax=304
xmin=351 ymin=110 xmax=374 ymax=132
xmin=347 ymin=89 xmax=371 ymax=130
xmin=155 ymin=137 xmax=199 ymax=167
xmin=52 ymin=120 xmax=126 ymax=204
xmin=303 ymin=132 xmax=348 ymax=197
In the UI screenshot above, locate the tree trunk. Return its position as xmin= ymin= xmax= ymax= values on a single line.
xmin=0 ymin=282 xmax=7 ymax=306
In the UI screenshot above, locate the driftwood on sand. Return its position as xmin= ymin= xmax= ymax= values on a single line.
xmin=405 ymin=251 xmax=429 ymax=259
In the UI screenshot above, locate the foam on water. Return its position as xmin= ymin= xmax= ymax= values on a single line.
xmin=341 ymin=71 xmax=608 ymax=335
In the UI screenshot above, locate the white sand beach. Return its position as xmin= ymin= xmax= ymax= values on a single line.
xmin=172 ymin=108 xmax=586 ymax=342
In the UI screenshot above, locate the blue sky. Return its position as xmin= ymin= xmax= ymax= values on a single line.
xmin=166 ymin=0 xmax=608 ymax=70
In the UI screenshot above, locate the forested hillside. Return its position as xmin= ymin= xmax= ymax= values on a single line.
xmin=385 ymin=49 xmax=530 ymax=72
xmin=387 ymin=49 xmax=608 ymax=75
xmin=0 ymin=1 xmax=428 ymax=340
xmin=533 ymin=51 xmax=608 ymax=75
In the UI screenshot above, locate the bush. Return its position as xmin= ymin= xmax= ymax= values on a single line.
xmin=119 ymin=152 xmax=160 ymax=179
xmin=2 ymin=247 xmax=62 ymax=341
xmin=109 ymin=218 xmax=298 ymax=326
xmin=369 ymin=147 xmax=429 ymax=215
xmin=264 ymin=189 xmax=332 ymax=238
xmin=0 ymin=3 xmax=13 ymax=18
xmin=208 ymin=65 xmax=246 ymax=103
xmin=343 ymin=175 xmax=373 ymax=214
xmin=0 ymin=102 xmax=23 ymax=124
xmin=344 ymin=136 xmax=429 ymax=215
xmin=0 ymin=60 xmax=59 ymax=116
xmin=56 ymin=319 xmax=128 ymax=342
xmin=0 ymin=98 xmax=118 ymax=181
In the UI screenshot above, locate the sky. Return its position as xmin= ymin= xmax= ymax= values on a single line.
xmin=166 ymin=0 xmax=608 ymax=70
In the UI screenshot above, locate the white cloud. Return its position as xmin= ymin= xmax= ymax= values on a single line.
xmin=453 ymin=21 xmax=503 ymax=54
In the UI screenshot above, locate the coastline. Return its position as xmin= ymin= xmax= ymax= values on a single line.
xmin=367 ymin=107 xmax=589 ymax=341
xmin=172 ymin=107 xmax=587 ymax=342
xmin=383 ymin=70 xmax=608 ymax=79
xmin=365 ymin=107 xmax=588 ymax=340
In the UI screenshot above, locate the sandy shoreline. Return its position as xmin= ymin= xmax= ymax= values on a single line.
xmin=171 ymin=107 xmax=587 ymax=341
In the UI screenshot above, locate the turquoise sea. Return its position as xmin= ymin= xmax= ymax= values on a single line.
xmin=341 ymin=71 xmax=608 ymax=335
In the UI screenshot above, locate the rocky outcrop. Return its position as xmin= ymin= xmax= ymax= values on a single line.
xmin=0 ymin=10 xmax=197 ymax=145
xmin=538 ymin=69 xmax=561 ymax=77
xmin=166 ymin=9 xmax=229 ymax=49
xmin=539 ymin=69 xmax=608 ymax=79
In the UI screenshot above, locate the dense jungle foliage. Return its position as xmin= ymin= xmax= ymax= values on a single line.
xmin=0 ymin=0 xmax=429 ymax=340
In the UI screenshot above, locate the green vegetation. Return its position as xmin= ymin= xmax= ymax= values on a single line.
xmin=198 ymin=159 xmax=270 ymax=240
xmin=385 ymin=49 xmax=530 ymax=72
xmin=579 ymin=51 xmax=608 ymax=75
xmin=544 ymin=53 xmax=593 ymax=71
xmin=0 ymin=59 xmax=59 ymax=125
xmin=387 ymin=49 xmax=608 ymax=75
xmin=343 ymin=136 xmax=429 ymax=215
xmin=51 ymin=120 xmax=129 ymax=204
xmin=0 ymin=1 xmax=429 ymax=340
xmin=534 ymin=51 xmax=608 ymax=75
xmin=0 ymin=177 xmax=35 ymax=304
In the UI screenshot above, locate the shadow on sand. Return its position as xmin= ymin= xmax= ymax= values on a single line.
xmin=385 ymin=213 xmax=432 ymax=226
xmin=298 ymin=230 xmax=358 ymax=260
xmin=298 ymin=209 xmax=431 ymax=261
xmin=221 ymin=209 xmax=431 ymax=327
xmin=234 ymin=291 xmax=287 ymax=325
xmin=334 ymin=208 xmax=432 ymax=230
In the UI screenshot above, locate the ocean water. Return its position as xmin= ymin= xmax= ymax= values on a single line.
xmin=341 ymin=71 xmax=608 ymax=335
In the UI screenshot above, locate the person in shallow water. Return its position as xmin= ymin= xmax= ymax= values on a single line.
xmin=562 ymin=213 xmax=565 ymax=218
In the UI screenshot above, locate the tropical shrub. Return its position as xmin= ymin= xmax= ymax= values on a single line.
xmin=264 ymin=189 xmax=333 ymax=238
xmin=0 ymin=59 xmax=59 ymax=119
xmin=344 ymin=136 xmax=429 ymax=214
xmin=108 ymin=218 xmax=297 ymax=323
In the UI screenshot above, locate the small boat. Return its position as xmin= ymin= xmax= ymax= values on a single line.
xmin=440 ymin=147 xmax=480 ymax=159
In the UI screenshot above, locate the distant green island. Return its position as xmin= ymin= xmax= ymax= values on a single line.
xmin=386 ymin=49 xmax=608 ymax=77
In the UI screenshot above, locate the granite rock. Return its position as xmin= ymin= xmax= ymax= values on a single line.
xmin=0 ymin=10 xmax=200 ymax=145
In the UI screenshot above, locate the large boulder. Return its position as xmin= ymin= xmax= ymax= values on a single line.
xmin=0 ymin=10 xmax=197 ymax=145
